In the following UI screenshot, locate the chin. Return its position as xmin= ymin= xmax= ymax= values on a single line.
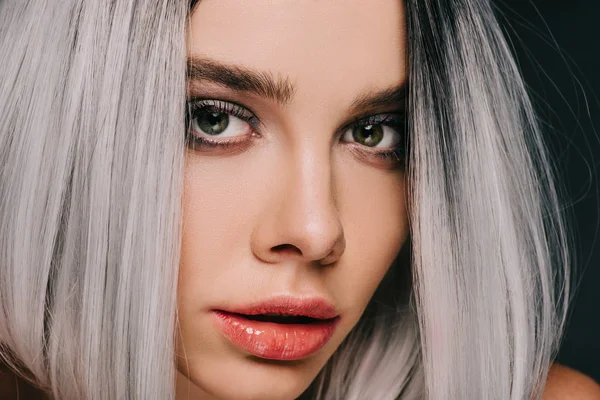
xmin=176 ymin=355 xmax=322 ymax=400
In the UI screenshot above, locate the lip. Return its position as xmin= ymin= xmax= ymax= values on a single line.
xmin=218 ymin=295 xmax=339 ymax=320
xmin=212 ymin=295 xmax=340 ymax=360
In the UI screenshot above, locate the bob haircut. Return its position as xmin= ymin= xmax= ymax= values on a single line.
xmin=0 ymin=0 xmax=572 ymax=399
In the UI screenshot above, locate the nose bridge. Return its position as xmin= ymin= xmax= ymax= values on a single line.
xmin=284 ymin=142 xmax=344 ymax=260
xmin=252 ymin=140 xmax=345 ymax=265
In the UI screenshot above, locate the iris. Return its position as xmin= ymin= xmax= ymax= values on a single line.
xmin=197 ymin=111 xmax=229 ymax=135
xmin=352 ymin=124 xmax=384 ymax=147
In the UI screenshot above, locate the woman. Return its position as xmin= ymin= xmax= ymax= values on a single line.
xmin=0 ymin=0 xmax=598 ymax=399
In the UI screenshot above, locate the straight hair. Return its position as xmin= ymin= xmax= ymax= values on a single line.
xmin=0 ymin=0 xmax=572 ymax=399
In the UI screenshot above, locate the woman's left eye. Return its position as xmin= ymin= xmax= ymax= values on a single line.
xmin=341 ymin=114 xmax=405 ymax=149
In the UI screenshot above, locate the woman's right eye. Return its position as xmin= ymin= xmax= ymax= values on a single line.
xmin=186 ymin=99 xmax=258 ymax=146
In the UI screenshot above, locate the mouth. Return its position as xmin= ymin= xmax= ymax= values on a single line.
xmin=211 ymin=295 xmax=340 ymax=361
xmin=241 ymin=313 xmax=326 ymax=324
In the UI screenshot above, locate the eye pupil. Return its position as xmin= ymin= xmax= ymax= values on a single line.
xmin=353 ymin=124 xmax=384 ymax=147
xmin=197 ymin=110 xmax=229 ymax=135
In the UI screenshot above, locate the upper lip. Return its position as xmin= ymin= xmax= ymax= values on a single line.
xmin=215 ymin=294 xmax=339 ymax=320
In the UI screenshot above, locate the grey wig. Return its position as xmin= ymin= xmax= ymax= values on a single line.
xmin=0 ymin=0 xmax=572 ymax=399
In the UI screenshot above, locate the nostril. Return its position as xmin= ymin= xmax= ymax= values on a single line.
xmin=272 ymin=244 xmax=303 ymax=256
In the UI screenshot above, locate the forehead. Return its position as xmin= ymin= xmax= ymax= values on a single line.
xmin=187 ymin=0 xmax=407 ymax=99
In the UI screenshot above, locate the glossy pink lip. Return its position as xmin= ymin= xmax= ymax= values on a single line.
xmin=212 ymin=295 xmax=340 ymax=360
xmin=220 ymin=295 xmax=339 ymax=320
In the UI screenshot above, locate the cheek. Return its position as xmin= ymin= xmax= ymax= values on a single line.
xmin=333 ymin=158 xmax=408 ymax=317
xmin=178 ymin=153 xmax=263 ymax=305
xmin=176 ymin=154 xmax=265 ymax=365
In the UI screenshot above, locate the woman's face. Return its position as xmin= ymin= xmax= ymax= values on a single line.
xmin=177 ymin=1 xmax=408 ymax=399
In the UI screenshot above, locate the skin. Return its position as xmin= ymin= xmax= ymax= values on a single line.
xmin=542 ymin=364 xmax=600 ymax=400
xmin=176 ymin=0 xmax=408 ymax=399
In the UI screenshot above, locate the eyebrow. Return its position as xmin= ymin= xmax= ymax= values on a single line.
xmin=349 ymin=83 xmax=407 ymax=115
xmin=187 ymin=56 xmax=407 ymax=113
xmin=187 ymin=56 xmax=296 ymax=105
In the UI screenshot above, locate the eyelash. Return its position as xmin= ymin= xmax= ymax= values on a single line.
xmin=185 ymin=99 xmax=259 ymax=149
xmin=185 ymin=99 xmax=407 ymax=163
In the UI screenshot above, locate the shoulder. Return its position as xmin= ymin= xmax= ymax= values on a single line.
xmin=543 ymin=363 xmax=600 ymax=400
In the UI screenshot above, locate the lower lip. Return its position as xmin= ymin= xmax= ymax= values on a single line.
xmin=212 ymin=310 xmax=339 ymax=361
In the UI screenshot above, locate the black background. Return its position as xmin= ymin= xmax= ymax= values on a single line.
xmin=495 ymin=0 xmax=600 ymax=382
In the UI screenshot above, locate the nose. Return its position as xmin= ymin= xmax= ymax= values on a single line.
xmin=250 ymin=145 xmax=345 ymax=266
